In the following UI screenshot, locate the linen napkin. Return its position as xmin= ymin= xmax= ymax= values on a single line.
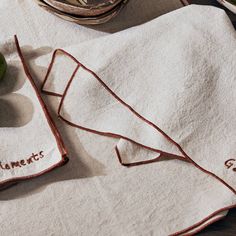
xmin=2 ymin=1 xmax=233 ymax=235
xmin=38 ymin=5 xmax=236 ymax=234
xmin=0 ymin=36 xmax=68 ymax=187
xmin=41 ymin=5 xmax=236 ymax=194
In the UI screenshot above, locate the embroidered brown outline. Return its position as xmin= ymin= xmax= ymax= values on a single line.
xmin=42 ymin=49 xmax=188 ymax=165
xmin=225 ymin=158 xmax=236 ymax=172
xmin=41 ymin=47 xmax=236 ymax=197
xmin=41 ymin=51 xmax=236 ymax=234
xmin=177 ymin=7 xmax=236 ymax=234
xmin=171 ymin=204 xmax=236 ymax=235
xmin=41 ymin=0 xmax=236 ymax=236
xmin=0 ymin=36 xmax=69 ymax=188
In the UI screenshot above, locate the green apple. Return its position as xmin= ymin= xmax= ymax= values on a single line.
xmin=0 ymin=52 xmax=7 ymax=80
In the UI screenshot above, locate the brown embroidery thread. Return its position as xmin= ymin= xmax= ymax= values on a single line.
xmin=225 ymin=159 xmax=236 ymax=171
xmin=0 ymin=151 xmax=45 ymax=170
xmin=40 ymin=1 xmax=236 ymax=235
xmin=41 ymin=48 xmax=236 ymax=195
xmin=41 ymin=47 xmax=236 ymax=236
xmin=0 ymin=36 xmax=69 ymax=188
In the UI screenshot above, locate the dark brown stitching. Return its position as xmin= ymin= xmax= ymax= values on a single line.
xmin=115 ymin=146 xmax=163 ymax=167
xmin=178 ymin=215 xmax=226 ymax=236
xmin=115 ymin=146 xmax=187 ymax=167
xmin=15 ymin=36 xmax=68 ymax=157
xmin=52 ymin=57 xmax=185 ymax=162
xmin=225 ymin=159 xmax=236 ymax=172
xmin=40 ymin=0 xmax=236 ymax=234
xmin=0 ymin=159 xmax=69 ymax=189
xmin=0 ymin=151 xmax=45 ymax=170
xmin=59 ymin=113 xmax=186 ymax=162
xmin=54 ymin=54 xmax=189 ymax=157
xmin=42 ymin=48 xmax=236 ymax=195
xmin=170 ymin=204 xmax=236 ymax=236
xmin=58 ymin=64 xmax=81 ymax=114
xmin=0 ymin=36 xmax=69 ymax=188
xmin=41 ymin=49 xmax=79 ymax=97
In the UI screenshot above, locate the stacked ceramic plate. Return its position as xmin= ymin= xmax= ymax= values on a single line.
xmin=217 ymin=0 xmax=236 ymax=14
xmin=34 ymin=0 xmax=129 ymax=25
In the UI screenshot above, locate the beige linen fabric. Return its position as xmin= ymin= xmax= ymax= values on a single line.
xmin=43 ymin=5 xmax=236 ymax=193
xmin=0 ymin=37 xmax=67 ymax=186
xmin=41 ymin=4 xmax=236 ymax=235
xmin=1 ymin=0 xmax=235 ymax=235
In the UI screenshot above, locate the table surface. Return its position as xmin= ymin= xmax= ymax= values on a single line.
xmin=189 ymin=1 xmax=236 ymax=235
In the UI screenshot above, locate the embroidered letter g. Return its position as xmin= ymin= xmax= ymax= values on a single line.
xmin=225 ymin=159 xmax=236 ymax=171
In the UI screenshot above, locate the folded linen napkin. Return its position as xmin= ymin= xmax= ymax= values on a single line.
xmin=0 ymin=36 xmax=68 ymax=187
xmin=38 ymin=5 xmax=236 ymax=234
xmin=2 ymin=1 xmax=234 ymax=235
xmin=41 ymin=5 xmax=236 ymax=195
